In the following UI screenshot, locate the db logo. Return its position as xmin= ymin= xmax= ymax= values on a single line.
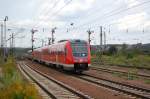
xmin=79 ymin=59 xmax=83 ymax=62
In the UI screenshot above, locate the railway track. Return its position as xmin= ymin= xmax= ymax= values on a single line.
xmin=91 ymin=66 xmax=150 ymax=79
xmin=18 ymin=61 xmax=91 ymax=99
xmin=75 ymin=73 xmax=150 ymax=99
xmin=18 ymin=62 xmax=52 ymax=99
xmin=21 ymin=60 xmax=150 ymax=98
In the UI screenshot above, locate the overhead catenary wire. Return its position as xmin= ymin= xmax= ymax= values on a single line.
xmin=67 ymin=0 xmax=143 ymax=26
xmin=5 ymin=0 xmax=150 ymax=46
xmin=31 ymin=0 xmax=118 ymax=30
xmin=32 ymin=0 xmax=61 ymax=28
xmin=60 ymin=0 xmax=120 ymax=32
xmin=23 ymin=0 xmax=145 ymax=32
xmin=63 ymin=0 xmax=118 ymax=25
xmin=74 ymin=0 xmax=150 ymax=29
xmin=33 ymin=0 xmax=73 ymax=28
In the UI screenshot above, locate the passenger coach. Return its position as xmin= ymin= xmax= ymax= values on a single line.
xmin=30 ymin=39 xmax=91 ymax=73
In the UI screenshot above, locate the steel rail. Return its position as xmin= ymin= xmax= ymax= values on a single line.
xmin=18 ymin=62 xmax=57 ymax=99
xmin=23 ymin=61 xmax=92 ymax=99
xmin=91 ymin=66 xmax=150 ymax=79
xmin=75 ymin=74 xmax=150 ymax=99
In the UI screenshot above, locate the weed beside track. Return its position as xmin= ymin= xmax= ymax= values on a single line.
xmin=0 ymin=57 xmax=41 ymax=99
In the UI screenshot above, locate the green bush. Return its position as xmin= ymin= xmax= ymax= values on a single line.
xmin=126 ymin=52 xmax=134 ymax=59
xmin=108 ymin=46 xmax=118 ymax=55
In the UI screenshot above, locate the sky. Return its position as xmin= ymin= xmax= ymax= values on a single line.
xmin=0 ymin=0 xmax=150 ymax=48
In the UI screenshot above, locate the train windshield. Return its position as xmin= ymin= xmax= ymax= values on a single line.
xmin=71 ymin=41 xmax=88 ymax=57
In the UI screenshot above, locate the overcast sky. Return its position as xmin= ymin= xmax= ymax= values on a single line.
xmin=0 ymin=0 xmax=150 ymax=48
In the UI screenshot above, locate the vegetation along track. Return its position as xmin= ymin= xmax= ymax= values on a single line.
xmin=18 ymin=61 xmax=91 ymax=99
xmin=91 ymin=66 xmax=150 ymax=79
xmin=75 ymin=73 xmax=150 ymax=99
xmin=92 ymin=62 xmax=150 ymax=70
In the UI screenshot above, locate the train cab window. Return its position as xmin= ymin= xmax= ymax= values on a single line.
xmin=71 ymin=41 xmax=88 ymax=57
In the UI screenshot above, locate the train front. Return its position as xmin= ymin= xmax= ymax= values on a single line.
xmin=70 ymin=40 xmax=91 ymax=72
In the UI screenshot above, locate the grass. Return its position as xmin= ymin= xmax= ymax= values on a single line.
xmin=91 ymin=54 xmax=150 ymax=69
xmin=112 ymin=72 xmax=124 ymax=78
xmin=144 ymin=79 xmax=150 ymax=84
xmin=112 ymin=69 xmax=139 ymax=80
xmin=91 ymin=51 xmax=150 ymax=85
xmin=0 ymin=56 xmax=41 ymax=99
xmin=127 ymin=69 xmax=139 ymax=80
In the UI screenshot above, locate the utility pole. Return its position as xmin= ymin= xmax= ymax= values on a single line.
xmin=1 ymin=24 xmax=3 ymax=48
xmin=4 ymin=16 xmax=8 ymax=61
xmin=51 ymin=27 xmax=57 ymax=44
xmin=9 ymin=35 xmax=11 ymax=55
xmin=104 ymin=31 xmax=106 ymax=50
xmin=1 ymin=24 xmax=3 ymax=59
xmin=12 ymin=33 xmax=14 ymax=56
xmin=100 ymin=26 xmax=103 ymax=52
xmin=87 ymin=29 xmax=94 ymax=49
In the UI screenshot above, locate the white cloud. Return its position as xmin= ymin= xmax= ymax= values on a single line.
xmin=8 ymin=19 xmax=34 ymax=28
xmin=117 ymin=12 xmax=147 ymax=30
xmin=35 ymin=0 xmax=55 ymax=17
xmin=36 ymin=0 xmax=95 ymax=21
xmin=144 ymin=21 xmax=150 ymax=28
xmin=60 ymin=0 xmax=95 ymax=15
xmin=125 ymin=0 xmax=140 ymax=7
xmin=28 ymin=0 xmax=96 ymax=29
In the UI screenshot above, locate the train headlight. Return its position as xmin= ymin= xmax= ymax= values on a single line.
xmin=82 ymin=53 xmax=86 ymax=57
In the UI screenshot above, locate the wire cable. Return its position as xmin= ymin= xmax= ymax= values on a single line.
xmin=33 ymin=0 xmax=73 ymax=28
xmin=74 ymin=0 xmax=150 ymax=29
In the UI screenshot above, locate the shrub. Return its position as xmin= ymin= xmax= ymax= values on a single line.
xmin=126 ymin=52 xmax=134 ymax=59
xmin=121 ymin=44 xmax=127 ymax=55
xmin=108 ymin=46 xmax=118 ymax=55
xmin=0 ymin=57 xmax=41 ymax=99
xmin=0 ymin=82 xmax=40 ymax=99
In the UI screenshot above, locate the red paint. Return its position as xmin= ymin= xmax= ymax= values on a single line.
xmin=31 ymin=40 xmax=91 ymax=71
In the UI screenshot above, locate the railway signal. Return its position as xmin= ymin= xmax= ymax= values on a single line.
xmin=70 ymin=22 xmax=74 ymax=26
xmin=51 ymin=27 xmax=57 ymax=44
xmin=31 ymin=29 xmax=38 ymax=52
xmin=104 ymin=30 xmax=106 ymax=50
xmin=87 ymin=29 xmax=94 ymax=49
xmin=8 ymin=33 xmax=14 ymax=56
xmin=48 ymin=38 xmax=51 ymax=45
xmin=100 ymin=26 xmax=103 ymax=52
xmin=99 ymin=26 xmax=107 ymax=51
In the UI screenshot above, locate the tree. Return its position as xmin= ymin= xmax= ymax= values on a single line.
xmin=108 ymin=46 xmax=118 ymax=55
xmin=121 ymin=43 xmax=127 ymax=55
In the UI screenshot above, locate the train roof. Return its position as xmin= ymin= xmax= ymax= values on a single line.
xmin=32 ymin=39 xmax=87 ymax=52
xmin=69 ymin=39 xmax=87 ymax=43
xmin=34 ymin=47 xmax=43 ymax=51
xmin=58 ymin=39 xmax=87 ymax=43
xmin=58 ymin=40 xmax=68 ymax=43
xmin=27 ymin=50 xmax=32 ymax=53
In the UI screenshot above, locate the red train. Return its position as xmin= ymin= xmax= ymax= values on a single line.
xmin=28 ymin=39 xmax=91 ymax=73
